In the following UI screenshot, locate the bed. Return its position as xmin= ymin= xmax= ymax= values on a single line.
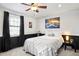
xmin=23 ymin=35 xmax=64 ymax=56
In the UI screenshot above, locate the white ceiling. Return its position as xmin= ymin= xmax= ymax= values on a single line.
xmin=0 ymin=3 xmax=79 ymax=19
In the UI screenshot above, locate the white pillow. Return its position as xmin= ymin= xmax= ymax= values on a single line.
xmin=45 ymin=32 xmax=61 ymax=37
xmin=45 ymin=33 xmax=55 ymax=37
xmin=48 ymin=34 xmax=55 ymax=36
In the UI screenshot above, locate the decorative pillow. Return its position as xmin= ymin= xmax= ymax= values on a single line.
xmin=45 ymin=33 xmax=55 ymax=37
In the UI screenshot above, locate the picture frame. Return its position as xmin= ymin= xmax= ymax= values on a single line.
xmin=45 ymin=17 xmax=60 ymax=29
xmin=29 ymin=22 xmax=32 ymax=28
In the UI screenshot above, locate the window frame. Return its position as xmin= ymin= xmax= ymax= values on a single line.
xmin=9 ymin=14 xmax=20 ymax=37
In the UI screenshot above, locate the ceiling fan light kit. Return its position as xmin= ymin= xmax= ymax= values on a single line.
xmin=21 ymin=3 xmax=47 ymax=13
xmin=31 ymin=6 xmax=37 ymax=11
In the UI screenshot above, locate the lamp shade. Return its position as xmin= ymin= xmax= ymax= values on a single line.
xmin=66 ymin=35 xmax=69 ymax=41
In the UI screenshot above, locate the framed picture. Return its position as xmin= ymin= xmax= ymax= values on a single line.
xmin=45 ymin=17 xmax=60 ymax=29
xmin=29 ymin=22 xmax=32 ymax=28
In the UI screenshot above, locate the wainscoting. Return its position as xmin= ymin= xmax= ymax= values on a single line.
xmin=0 ymin=37 xmax=3 ymax=52
xmin=0 ymin=33 xmax=45 ymax=52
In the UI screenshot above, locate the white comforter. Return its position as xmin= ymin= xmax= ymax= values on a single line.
xmin=23 ymin=36 xmax=64 ymax=56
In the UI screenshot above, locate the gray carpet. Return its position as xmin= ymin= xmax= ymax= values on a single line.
xmin=58 ymin=47 xmax=79 ymax=56
xmin=0 ymin=47 xmax=79 ymax=56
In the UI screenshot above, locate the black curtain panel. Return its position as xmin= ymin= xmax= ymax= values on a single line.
xmin=19 ymin=16 xmax=24 ymax=46
xmin=0 ymin=37 xmax=3 ymax=52
xmin=2 ymin=11 xmax=10 ymax=51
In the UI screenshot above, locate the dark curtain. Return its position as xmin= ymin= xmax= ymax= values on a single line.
xmin=19 ymin=16 xmax=24 ymax=46
xmin=2 ymin=11 xmax=10 ymax=51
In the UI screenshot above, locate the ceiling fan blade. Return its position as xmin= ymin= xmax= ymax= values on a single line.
xmin=25 ymin=8 xmax=31 ymax=11
xmin=38 ymin=6 xmax=47 ymax=9
xmin=31 ymin=3 xmax=34 ymax=5
xmin=21 ymin=3 xmax=31 ymax=6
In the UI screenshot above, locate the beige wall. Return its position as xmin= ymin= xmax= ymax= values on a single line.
xmin=38 ymin=9 xmax=79 ymax=36
xmin=0 ymin=9 xmax=3 ymax=36
xmin=0 ymin=7 xmax=37 ymax=36
xmin=24 ymin=16 xmax=37 ymax=34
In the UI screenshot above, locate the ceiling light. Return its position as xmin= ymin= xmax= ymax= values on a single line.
xmin=31 ymin=6 xmax=37 ymax=11
xmin=58 ymin=4 xmax=62 ymax=7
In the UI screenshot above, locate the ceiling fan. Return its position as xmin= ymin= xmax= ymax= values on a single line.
xmin=21 ymin=3 xmax=47 ymax=13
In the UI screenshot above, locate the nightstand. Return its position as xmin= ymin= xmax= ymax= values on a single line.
xmin=62 ymin=35 xmax=73 ymax=50
xmin=62 ymin=35 xmax=79 ymax=52
xmin=64 ymin=40 xmax=73 ymax=50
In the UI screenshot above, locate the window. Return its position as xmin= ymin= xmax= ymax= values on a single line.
xmin=9 ymin=14 xmax=20 ymax=37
